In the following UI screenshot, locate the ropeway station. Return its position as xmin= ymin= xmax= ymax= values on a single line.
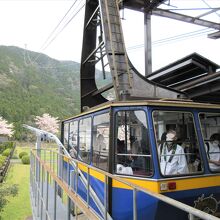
xmin=25 ymin=0 xmax=220 ymax=219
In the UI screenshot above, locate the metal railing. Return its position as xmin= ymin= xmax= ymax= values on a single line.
xmin=25 ymin=125 xmax=220 ymax=220
xmin=30 ymin=149 xmax=99 ymax=220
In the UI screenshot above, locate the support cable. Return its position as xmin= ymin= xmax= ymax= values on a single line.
xmin=127 ymin=27 xmax=213 ymax=51
xmin=32 ymin=0 xmax=85 ymax=64
xmin=39 ymin=0 xmax=80 ymax=51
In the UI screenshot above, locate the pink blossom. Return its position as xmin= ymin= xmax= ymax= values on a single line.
xmin=0 ymin=117 xmax=14 ymax=137
xmin=35 ymin=113 xmax=59 ymax=134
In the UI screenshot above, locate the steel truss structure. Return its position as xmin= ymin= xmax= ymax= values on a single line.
xmin=80 ymin=0 xmax=220 ymax=110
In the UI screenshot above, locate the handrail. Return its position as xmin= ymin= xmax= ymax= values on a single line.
xmin=32 ymin=148 xmax=219 ymax=220
xmin=23 ymin=125 xmax=112 ymax=220
xmin=31 ymin=150 xmax=99 ymax=220
xmin=25 ymin=125 xmax=220 ymax=220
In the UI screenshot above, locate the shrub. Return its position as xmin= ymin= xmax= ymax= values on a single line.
xmin=0 ymin=145 xmax=5 ymax=153
xmin=21 ymin=155 xmax=30 ymax=164
xmin=4 ymin=142 xmax=14 ymax=149
xmin=19 ymin=152 xmax=28 ymax=159
xmin=0 ymin=155 xmax=6 ymax=169
xmin=0 ymin=184 xmax=18 ymax=212
xmin=2 ymin=149 xmax=11 ymax=157
xmin=0 ymin=142 xmax=14 ymax=153
xmin=0 ymin=156 xmax=6 ymax=164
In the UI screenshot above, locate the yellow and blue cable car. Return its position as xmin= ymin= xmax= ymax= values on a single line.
xmin=61 ymin=99 xmax=220 ymax=219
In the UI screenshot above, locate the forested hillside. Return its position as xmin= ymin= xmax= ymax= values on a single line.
xmin=0 ymin=46 xmax=81 ymax=139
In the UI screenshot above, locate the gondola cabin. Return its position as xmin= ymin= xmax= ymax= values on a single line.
xmin=61 ymin=100 xmax=220 ymax=219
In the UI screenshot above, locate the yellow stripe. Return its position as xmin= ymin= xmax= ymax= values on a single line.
xmin=78 ymin=164 xmax=106 ymax=182
xmin=69 ymin=162 xmax=220 ymax=193
xmin=112 ymin=176 xmax=220 ymax=193
xmin=174 ymin=176 xmax=220 ymax=191
xmin=112 ymin=178 xmax=160 ymax=192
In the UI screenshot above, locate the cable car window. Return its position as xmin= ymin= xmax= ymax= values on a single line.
xmin=69 ymin=121 xmax=78 ymax=159
xmin=199 ymin=112 xmax=220 ymax=172
xmin=79 ymin=117 xmax=91 ymax=163
xmin=115 ymin=110 xmax=153 ymax=177
xmin=63 ymin=123 xmax=69 ymax=149
xmin=153 ymin=111 xmax=203 ymax=176
xmin=92 ymin=112 xmax=110 ymax=171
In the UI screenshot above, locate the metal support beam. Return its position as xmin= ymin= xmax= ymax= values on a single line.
xmin=175 ymin=71 xmax=220 ymax=91
xmin=196 ymin=8 xmax=220 ymax=19
xmin=119 ymin=0 xmax=166 ymax=12
xmin=152 ymin=9 xmax=220 ymax=30
xmin=144 ymin=13 xmax=152 ymax=76
xmin=208 ymin=31 xmax=220 ymax=39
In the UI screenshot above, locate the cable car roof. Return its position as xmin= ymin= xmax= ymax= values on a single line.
xmin=63 ymin=99 xmax=220 ymax=122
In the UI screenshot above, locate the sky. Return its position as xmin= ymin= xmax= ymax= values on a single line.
xmin=0 ymin=0 xmax=220 ymax=73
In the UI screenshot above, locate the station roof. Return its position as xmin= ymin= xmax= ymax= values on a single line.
xmin=147 ymin=53 xmax=220 ymax=103
xmin=148 ymin=53 xmax=219 ymax=87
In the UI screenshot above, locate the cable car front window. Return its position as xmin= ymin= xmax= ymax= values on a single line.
xmin=153 ymin=111 xmax=203 ymax=176
xmin=199 ymin=112 xmax=220 ymax=172
xmin=115 ymin=110 xmax=153 ymax=177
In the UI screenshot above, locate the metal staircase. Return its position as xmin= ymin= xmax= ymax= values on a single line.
xmin=99 ymin=0 xmax=133 ymax=99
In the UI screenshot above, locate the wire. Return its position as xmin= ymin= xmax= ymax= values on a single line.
xmin=41 ymin=3 xmax=85 ymax=52
xmin=201 ymin=0 xmax=220 ymax=18
xmin=39 ymin=0 xmax=80 ymax=51
xmin=32 ymin=0 xmax=85 ymax=64
xmin=127 ymin=28 xmax=213 ymax=51
xmin=153 ymin=28 xmax=213 ymax=45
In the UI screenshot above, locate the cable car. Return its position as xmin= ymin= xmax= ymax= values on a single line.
xmin=61 ymin=99 xmax=220 ymax=219
xmin=60 ymin=1 xmax=220 ymax=219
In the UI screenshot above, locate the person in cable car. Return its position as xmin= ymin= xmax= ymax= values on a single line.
xmin=159 ymin=130 xmax=189 ymax=175
xmin=206 ymin=133 xmax=220 ymax=172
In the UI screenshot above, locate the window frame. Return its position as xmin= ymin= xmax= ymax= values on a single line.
xmin=78 ymin=116 xmax=92 ymax=164
xmin=68 ymin=119 xmax=79 ymax=159
xmin=92 ymin=111 xmax=110 ymax=171
xmin=198 ymin=111 xmax=220 ymax=173
xmin=152 ymin=108 xmax=204 ymax=177
xmin=113 ymin=107 xmax=154 ymax=177
xmin=63 ymin=122 xmax=70 ymax=150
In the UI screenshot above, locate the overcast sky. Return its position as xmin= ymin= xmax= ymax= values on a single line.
xmin=0 ymin=0 xmax=219 ymax=73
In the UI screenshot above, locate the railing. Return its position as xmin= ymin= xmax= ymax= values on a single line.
xmin=30 ymin=149 xmax=99 ymax=220
xmin=25 ymin=125 xmax=220 ymax=220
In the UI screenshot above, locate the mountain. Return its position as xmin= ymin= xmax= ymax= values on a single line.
xmin=0 ymin=45 xmax=81 ymax=139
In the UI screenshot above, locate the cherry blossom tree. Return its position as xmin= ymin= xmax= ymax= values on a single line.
xmin=34 ymin=113 xmax=59 ymax=134
xmin=0 ymin=117 xmax=14 ymax=137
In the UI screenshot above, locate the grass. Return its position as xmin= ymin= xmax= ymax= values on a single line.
xmin=0 ymin=146 xmax=32 ymax=220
